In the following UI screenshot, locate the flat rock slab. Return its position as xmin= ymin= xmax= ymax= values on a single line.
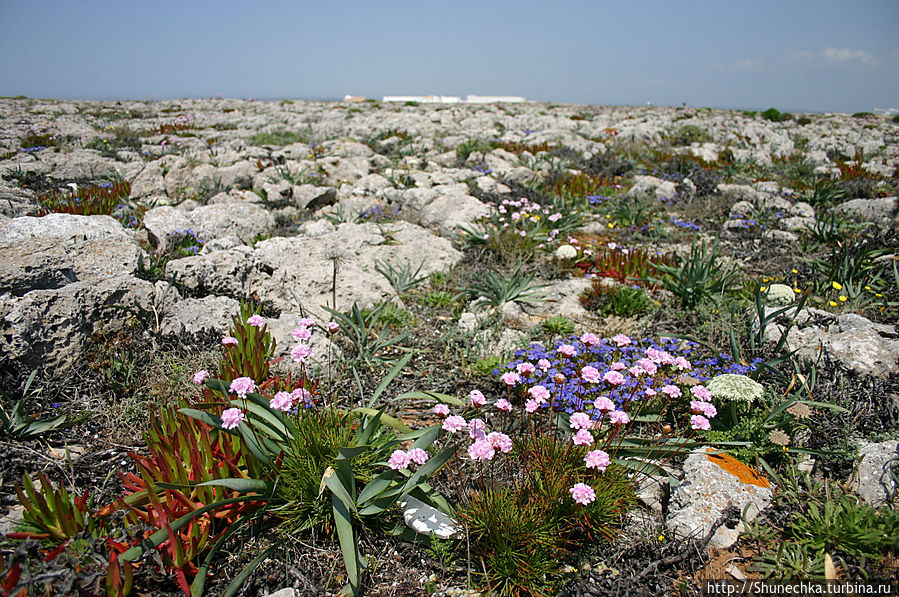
xmin=666 ymin=448 xmax=773 ymax=550
xmin=852 ymin=440 xmax=899 ymax=506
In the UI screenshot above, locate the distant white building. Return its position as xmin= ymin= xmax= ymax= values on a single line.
xmin=381 ymin=94 xmax=527 ymax=104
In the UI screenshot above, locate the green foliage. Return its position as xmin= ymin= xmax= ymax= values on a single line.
xmin=580 ymin=282 xmax=651 ymax=318
xmin=648 ymin=240 xmax=738 ymax=309
xmin=0 ymin=371 xmax=65 ymax=440
xmin=610 ymin=195 xmax=654 ymax=227
xmin=892 ymin=114 xmax=899 ymax=124
xmin=11 ymin=472 xmax=100 ymax=543
xmin=471 ymin=355 xmax=506 ymax=376
xmin=217 ymin=302 xmax=276 ymax=383
xmin=375 ymin=259 xmax=428 ymax=294
xmin=801 ymin=177 xmax=849 ymax=209
xmin=420 ymin=290 xmax=456 ymax=309
xmin=37 ymin=179 xmax=142 ymax=227
xmin=456 ymin=138 xmax=488 ymax=162
xmin=325 ymin=302 xmax=411 ymax=368
xmin=541 ymin=315 xmax=576 ymax=338
xmin=761 ymin=107 xmax=791 ymax=122
xmin=249 ymin=129 xmax=309 ymax=147
xmin=668 ymin=125 xmax=713 ymax=146
xmin=851 ymin=112 xmax=874 ymax=119
xmin=803 ymin=212 xmax=859 ymax=247
xmin=464 ymin=265 xmax=547 ymax=312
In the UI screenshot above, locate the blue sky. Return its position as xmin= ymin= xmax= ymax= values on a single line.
xmin=1 ymin=0 xmax=896 ymax=113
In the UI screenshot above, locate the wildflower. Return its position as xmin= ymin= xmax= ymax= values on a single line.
xmin=247 ymin=314 xmax=265 ymax=327
xmin=229 ymin=377 xmax=256 ymax=398
xmin=581 ymin=366 xmax=602 ymax=383
xmin=292 ymin=387 xmax=312 ymax=404
xmin=328 ymin=321 xmax=340 ymax=333
xmin=645 ymin=388 xmax=656 ymax=397
xmin=548 ymin=213 xmax=562 ymax=222
xmin=222 ymin=336 xmax=239 ymax=346
xmin=569 ymin=483 xmax=596 ymax=505
xmin=469 ymin=390 xmax=487 ymax=407
xmin=786 ymin=402 xmax=811 ymax=420
xmin=388 ymin=450 xmax=411 ymax=470
xmin=829 ymin=300 xmax=838 ymax=307
xmin=432 ymin=404 xmax=450 ymax=417
xmin=537 ymin=358 xmax=551 ymax=371
xmin=297 ymin=317 xmax=316 ymax=328
xmin=407 ymin=448 xmax=429 ymax=465
xmin=555 ymin=244 xmax=577 ymax=259
xmin=516 ymin=362 xmax=536 ymax=376
xmin=495 ymin=398 xmax=513 ymax=412
xmin=584 ymin=449 xmax=611 ymax=471
xmin=608 ymin=410 xmax=630 ymax=425
xmin=221 ymin=408 xmax=245 ymax=430
xmin=554 ymin=373 xmax=567 ymax=385
xmin=192 ymin=370 xmax=210 ymax=385
xmin=580 ymin=333 xmax=601 ymax=346
xmin=603 ymin=371 xmax=625 ymax=386
xmin=468 ymin=440 xmax=496 ymax=461
xmin=637 ymin=358 xmax=658 ymax=375
xmin=572 ymin=429 xmax=594 ymax=445
xmin=839 ymin=295 xmax=847 ymax=302
xmin=611 ymin=334 xmax=631 ymax=347
xmin=706 ymin=374 xmax=763 ymax=403
xmin=527 ymin=385 xmax=550 ymax=404
xmin=270 ymin=391 xmax=294 ymax=412
xmin=690 ymin=400 xmax=717 ymax=418
xmin=468 ymin=418 xmax=487 ymax=440
xmin=525 ymin=399 xmax=540 ymax=413
xmin=500 ymin=371 xmax=521 ymax=386
xmin=557 ymin=344 xmax=577 ymax=357
xmin=674 ymin=356 xmax=692 ymax=370
xmin=487 ymin=431 xmax=513 ymax=453
xmin=832 ymin=281 xmax=842 ymax=291
xmin=690 ymin=415 xmax=711 ymax=430
xmin=291 ymin=343 xmax=313 ymax=363
xmin=594 ymin=396 xmax=615 ymax=412
xmin=661 ymin=385 xmax=682 ymax=399
xmin=570 ymin=412 xmax=592 ymax=430
xmin=768 ymin=429 xmax=790 ymax=446
xmin=292 ymin=326 xmax=311 ymax=341
xmin=442 ymin=415 xmax=467 ymax=433
xmin=691 ymin=385 xmax=712 ymax=401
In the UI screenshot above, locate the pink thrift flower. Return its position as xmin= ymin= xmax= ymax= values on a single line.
xmin=528 ymin=385 xmax=551 ymax=404
xmin=603 ymin=371 xmax=625 ymax=386
xmin=468 ymin=440 xmax=496 ymax=461
xmin=594 ymin=396 xmax=616 ymax=412
xmin=292 ymin=387 xmax=311 ymax=403
xmin=388 ymin=449 xmax=411 ymax=470
xmin=229 ymin=377 xmax=256 ymax=398
xmin=691 ymin=415 xmax=711 ymax=430
xmin=292 ymin=326 xmax=311 ymax=341
xmin=570 ymin=483 xmax=597 ymax=505
xmin=469 ymin=390 xmax=487 ymax=407
xmin=691 ymin=400 xmax=717 ymax=418
xmin=487 ymin=432 xmax=513 ymax=453
xmin=193 ymin=370 xmax=210 ymax=385
xmin=661 ymin=385 xmax=682 ymax=399
xmin=500 ymin=371 xmax=521 ymax=386
xmin=432 ymin=404 xmax=450 ymax=417
xmin=222 ymin=336 xmax=238 ymax=346
xmin=290 ymin=344 xmax=312 ymax=363
xmin=691 ymin=385 xmax=712 ymax=401
xmin=674 ymin=356 xmax=692 ymax=370
xmin=645 ymin=347 xmax=666 ymax=363
xmin=442 ymin=415 xmax=467 ymax=433
xmin=495 ymin=398 xmax=513 ymax=412
xmin=270 ymin=391 xmax=293 ymax=412
xmin=525 ymin=399 xmax=540 ymax=413
xmin=557 ymin=344 xmax=577 ymax=357
xmin=629 ymin=366 xmax=645 ymax=378
xmin=247 ymin=314 xmax=265 ymax=327
xmin=570 ymin=412 xmax=592 ymax=430
xmin=572 ymin=429 xmax=594 ymax=446
xmin=581 ymin=366 xmax=602 ymax=383
xmin=516 ymin=362 xmax=536 ymax=376
xmin=609 ymin=361 xmax=626 ymax=371
xmin=608 ymin=410 xmax=630 ymax=425
xmin=220 ymin=408 xmax=245 ymax=430
xmin=468 ymin=418 xmax=487 ymax=440
xmin=407 ymin=448 xmax=429 ymax=466
xmin=537 ymin=358 xmax=552 ymax=371
xmin=645 ymin=388 xmax=657 ymax=397
xmin=328 ymin=321 xmax=340 ymax=333
xmin=584 ymin=449 xmax=611 ymax=471
xmin=611 ymin=334 xmax=631 ymax=347
xmin=637 ymin=358 xmax=658 ymax=375
xmin=580 ymin=333 xmax=601 ymax=346
xmin=296 ymin=317 xmax=315 ymax=328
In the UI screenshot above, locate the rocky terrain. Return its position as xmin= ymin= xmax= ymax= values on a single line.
xmin=0 ymin=97 xmax=897 ymax=596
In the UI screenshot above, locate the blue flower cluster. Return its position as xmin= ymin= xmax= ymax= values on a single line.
xmin=493 ymin=336 xmax=760 ymax=414
xmin=357 ymin=203 xmax=400 ymax=222
xmin=669 ymin=215 xmax=700 ymax=231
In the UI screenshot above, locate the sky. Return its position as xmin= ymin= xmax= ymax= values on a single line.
xmin=1 ymin=0 xmax=897 ymax=114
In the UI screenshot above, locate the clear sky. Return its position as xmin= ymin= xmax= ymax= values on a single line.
xmin=1 ymin=0 xmax=896 ymax=113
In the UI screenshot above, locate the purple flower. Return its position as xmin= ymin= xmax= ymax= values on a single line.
xmin=193 ymin=370 xmax=210 ymax=385
xmin=584 ymin=449 xmax=610 ymax=471
xmin=570 ymin=483 xmax=596 ymax=505
xmin=229 ymin=377 xmax=256 ymax=398
xmin=221 ymin=408 xmax=245 ymax=430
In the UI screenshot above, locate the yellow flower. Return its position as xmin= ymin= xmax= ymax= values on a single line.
xmin=829 ymin=301 xmax=838 ymax=307
xmin=839 ymin=295 xmax=847 ymax=302
xmin=657 ymin=534 xmax=665 ymax=542
xmin=876 ymin=293 xmax=883 ymax=298
xmin=791 ymin=269 xmax=799 ymax=274
xmin=865 ymin=285 xmax=871 ymax=291
xmin=608 ymin=222 xmax=615 ymax=228
xmin=760 ymin=286 xmax=767 ymax=292
xmin=794 ymin=288 xmax=801 ymax=293
xmin=832 ymin=281 xmax=842 ymax=291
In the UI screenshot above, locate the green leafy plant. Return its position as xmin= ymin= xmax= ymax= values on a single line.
xmin=0 ymin=371 xmax=65 ymax=439
xmin=375 ymin=259 xmax=428 ymax=294
xmin=37 ymin=179 xmax=142 ymax=227
xmin=580 ymin=282 xmax=651 ymax=317
xmin=464 ymin=265 xmax=547 ymax=312
xmin=541 ymin=315 xmax=576 ymax=338
xmin=648 ymin=240 xmax=738 ymax=309
xmin=324 ymin=302 xmax=411 ymax=368
xmin=218 ymin=302 xmax=276 ymax=383
xmin=456 ymin=138 xmax=488 ymax=162
xmin=10 ymin=472 xmax=102 ymax=543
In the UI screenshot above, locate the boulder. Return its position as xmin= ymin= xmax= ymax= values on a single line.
xmin=159 ymin=295 xmax=240 ymax=339
xmin=833 ymin=197 xmax=897 ymax=227
xmin=165 ymin=246 xmax=259 ymax=298
xmin=143 ymin=202 xmax=273 ymax=248
xmin=851 ymin=440 xmax=899 ymax=506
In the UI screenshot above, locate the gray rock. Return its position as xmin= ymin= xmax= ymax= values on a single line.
xmin=626 ymin=175 xmax=677 ymax=200
xmin=418 ymin=192 xmax=487 ymax=236
xmin=263 ymin=589 xmax=297 ymax=597
xmin=779 ymin=216 xmax=816 ymax=232
xmin=319 ymin=156 xmax=370 ymax=186
xmin=728 ymin=201 xmax=755 ymax=219
xmin=833 ymin=197 xmax=897 ymax=227
xmin=851 ymin=440 xmax=898 ymax=506
xmin=666 ymin=448 xmax=773 ymax=550
xmin=293 ymin=184 xmax=337 ymax=211
xmin=165 ymin=246 xmax=259 ymax=298
xmin=143 ymin=202 xmax=273 ymax=248
xmin=159 ymin=295 xmax=240 ymax=339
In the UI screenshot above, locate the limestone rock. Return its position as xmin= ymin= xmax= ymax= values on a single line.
xmin=833 ymin=197 xmax=897 ymax=227
xmin=851 ymin=440 xmax=899 ymax=506
xmin=159 ymin=295 xmax=240 ymax=339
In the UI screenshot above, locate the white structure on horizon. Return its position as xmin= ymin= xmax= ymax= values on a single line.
xmin=381 ymin=94 xmax=527 ymax=104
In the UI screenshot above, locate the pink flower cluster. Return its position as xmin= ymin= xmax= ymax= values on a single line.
xmin=229 ymin=377 xmax=256 ymax=398
xmin=569 ymin=482 xmax=596 ymax=505
xmin=687 ymin=383 xmax=716 ymax=430
xmin=221 ymin=407 xmax=245 ymax=430
xmin=290 ymin=317 xmax=317 ymax=364
xmin=388 ymin=447 xmax=430 ymax=470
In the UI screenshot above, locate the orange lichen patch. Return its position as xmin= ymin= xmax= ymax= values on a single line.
xmin=706 ymin=452 xmax=770 ymax=488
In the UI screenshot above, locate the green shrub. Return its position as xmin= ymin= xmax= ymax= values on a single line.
xmin=669 ymin=125 xmax=713 ymax=146
xmin=761 ymin=107 xmax=788 ymax=122
xmin=580 ymin=282 xmax=651 ymax=317
xmin=647 ymin=240 xmax=739 ymax=309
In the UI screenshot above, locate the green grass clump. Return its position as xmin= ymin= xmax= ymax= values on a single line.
xmin=669 ymin=125 xmax=713 ymax=146
xmin=580 ymin=282 xmax=651 ymax=318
